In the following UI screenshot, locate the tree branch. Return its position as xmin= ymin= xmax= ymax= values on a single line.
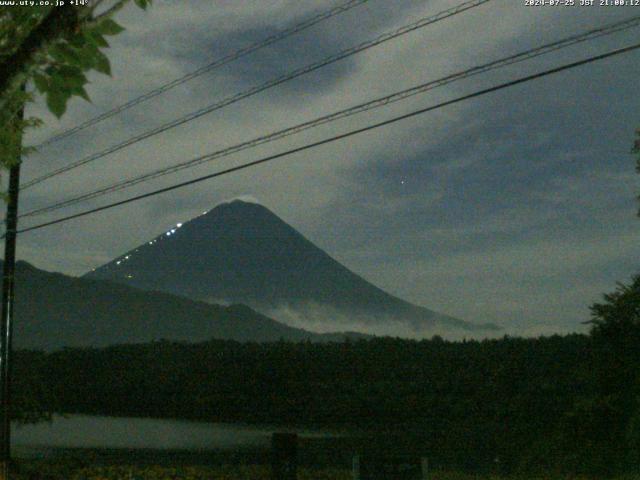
xmin=0 ymin=6 xmax=80 ymax=107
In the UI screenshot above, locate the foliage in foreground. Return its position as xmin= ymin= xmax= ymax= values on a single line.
xmin=11 ymin=461 xmax=640 ymax=480
xmin=0 ymin=0 xmax=152 ymax=179
xmin=13 ymin=463 xmax=351 ymax=480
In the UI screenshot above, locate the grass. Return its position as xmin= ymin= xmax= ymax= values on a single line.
xmin=13 ymin=463 xmax=351 ymax=479
xmin=9 ymin=462 xmax=640 ymax=480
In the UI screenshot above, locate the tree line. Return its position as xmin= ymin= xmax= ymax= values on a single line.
xmin=11 ymin=274 xmax=640 ymax=477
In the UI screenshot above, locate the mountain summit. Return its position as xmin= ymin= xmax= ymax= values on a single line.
xmin=85 ymin=200 xmax=498 ymax=335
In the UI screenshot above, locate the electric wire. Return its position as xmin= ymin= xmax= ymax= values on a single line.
xmin=19 ymin=14 xmax=640 ymax=220
xmin=12 ymin=41 xmax=640 ymax=237
xmin=21 ymin=0 xmax=492 ymax=190
xmin=34 ymin=0 xmax=372 ymax=149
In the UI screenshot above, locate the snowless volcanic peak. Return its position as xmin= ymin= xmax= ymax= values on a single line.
xmin=85 ymin=200 xmax=499 ymax=336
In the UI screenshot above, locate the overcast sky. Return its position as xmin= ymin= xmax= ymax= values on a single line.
xmin=12 ymin=0 xmax=640 ymax=337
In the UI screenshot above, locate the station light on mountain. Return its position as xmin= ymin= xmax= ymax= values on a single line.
xmin=85 ymin=199 xmax=499 ymax=336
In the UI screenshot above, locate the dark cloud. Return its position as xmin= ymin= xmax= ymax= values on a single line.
xmin=11 ymin=0 xmax=640 ymax=336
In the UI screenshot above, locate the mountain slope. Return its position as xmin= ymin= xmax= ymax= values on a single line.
xmin=85 ymin=200 xmax=498 ymax=334
xmin=2 ymin=261 xmax=366 ymax=351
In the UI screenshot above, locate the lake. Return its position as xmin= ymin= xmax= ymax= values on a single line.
xmin=12 ymin=414 xmax=331 ymax=457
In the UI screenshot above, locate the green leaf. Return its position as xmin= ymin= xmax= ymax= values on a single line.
xmin=68 ymin=33 xmax=86 ymax=48
xmin=96 ymin=19 xmax=125 ymax=36
xmin=134 ymin=0 xmax=149 ymax=9
xmin=76 ymin=50 xmax=96 ymax=70
xmin=46 ymin=91 xmax=68 ymax=118
xmin=48 ymin=45 xmax=67 ymax=63
xmin=49 ymin=43 xmax=81 ymax=65
xmin=70 ymin=85 xmax=91 ymax=103
xmin=85 ymin=30 xmax=109 ymax=48
xmin=93 ymin=51 xmax=111 ymax=76
xmin=57 ymin=65 xmax=87 ymax=89
xmin=44 ymin=65 xmax=58 ymax=76
xmin=32 ymin=73 xmax=49 ymax=94
xmin=76 ymin=42 xmax=100 ymax=69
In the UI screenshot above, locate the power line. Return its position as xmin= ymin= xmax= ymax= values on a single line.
xmin=19 ymin=14 xmax=640 ymax=219
xmin=13 ymin=41 xmax=640 ymax=237
xmin=21 ymin=0 xmax=492 ymax=190
xmin=34 ymin=0 xmax=371 ymax=149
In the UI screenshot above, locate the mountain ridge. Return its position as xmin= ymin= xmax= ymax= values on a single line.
xmin=85 ymin=199 xmax=499 ymax=335
xmin=1 ymin=260 xmax=369 ymax=351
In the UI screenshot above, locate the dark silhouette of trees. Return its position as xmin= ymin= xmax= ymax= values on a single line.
xmin=587 ymin=275 xmax=640 ymax=473
xmin=12 ymin=334 xmax=601 ymax=474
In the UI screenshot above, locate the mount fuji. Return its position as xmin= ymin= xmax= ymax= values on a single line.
xmin=85 ymin=199 xmax=499 ymax=336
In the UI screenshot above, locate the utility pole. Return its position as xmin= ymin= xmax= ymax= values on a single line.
xmin=0 ymin=104 xmax=24 ymax=480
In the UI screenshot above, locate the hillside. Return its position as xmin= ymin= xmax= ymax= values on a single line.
xmin=85 ymin=199 xmax=498 ymax=335
xmin=2 ymin=260 xmax=365 ymax=350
